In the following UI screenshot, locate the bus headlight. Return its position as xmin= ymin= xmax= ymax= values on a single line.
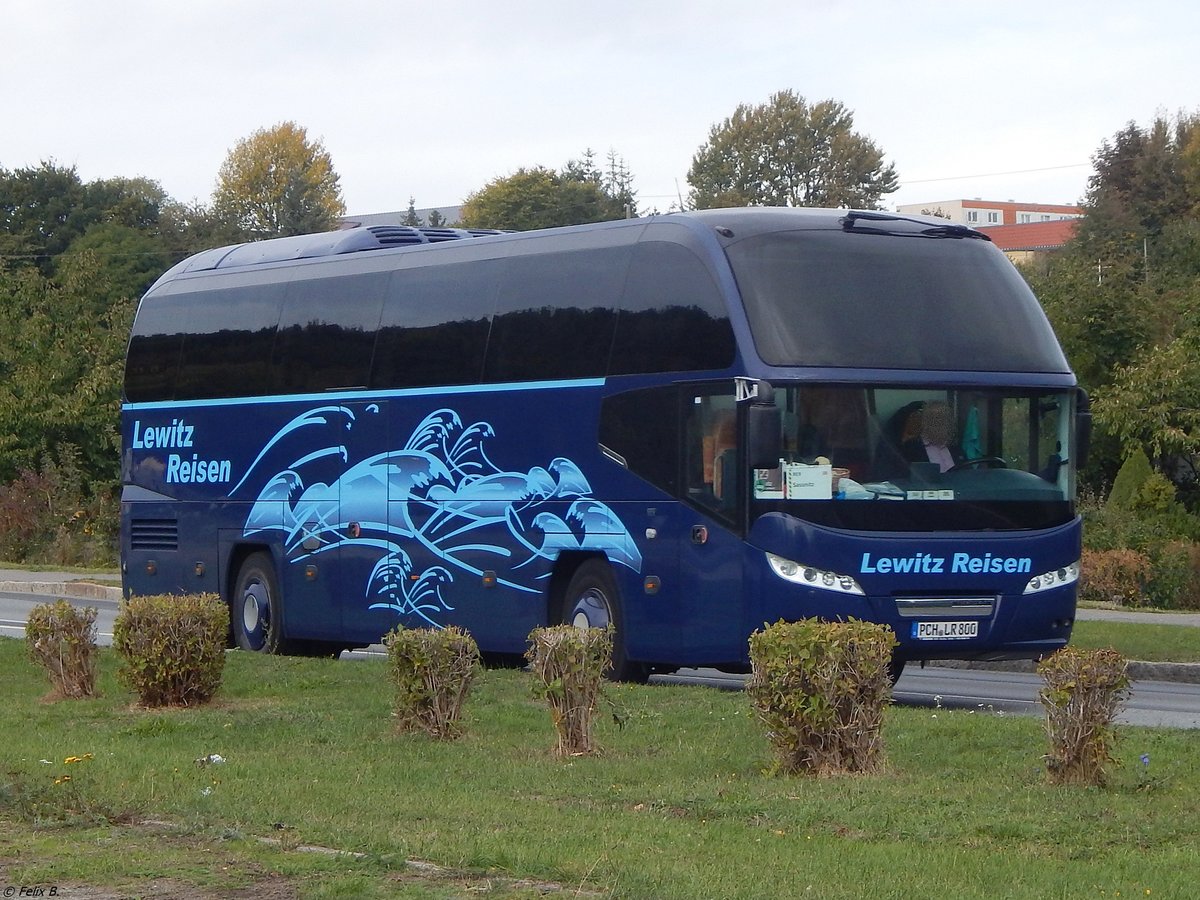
xmin=1023 ymin=561 xmax=1080 ymax=594
xmin=766 ymin=552 xmax=864 ymax=595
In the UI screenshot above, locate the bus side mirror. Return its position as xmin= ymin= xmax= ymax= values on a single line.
xmin=747 ymin=381 xmax=782 ymax=470
xmin=1076 ymin=388 xmax=1092 ymax=469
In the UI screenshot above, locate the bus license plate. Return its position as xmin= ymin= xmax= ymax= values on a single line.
xmin=912 ymin=621 xmax=979 ymax=640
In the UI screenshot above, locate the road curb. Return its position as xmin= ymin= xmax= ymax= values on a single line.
xmin=0 ymin=580 xmax=122 ymax=602
xmin=927 ymin=658 xmax=1200 ymax=684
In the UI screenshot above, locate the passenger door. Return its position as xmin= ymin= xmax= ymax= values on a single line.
xmin=674 ymin=387 xmax=748 ymax=664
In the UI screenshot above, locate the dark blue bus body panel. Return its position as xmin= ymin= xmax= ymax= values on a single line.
xmin=746 ymin=513 xmax=1080 ymax=663
xmin=122 ymin=209 xmax=1082 ymax=668
xmin=124 ymin=381 xmax=648 ymax=652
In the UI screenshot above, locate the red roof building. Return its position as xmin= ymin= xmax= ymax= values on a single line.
xmin=980 ymin=218 xmax=1079 ymax=263
xmin=983 ymin=218 xmax=1079 ymax=250
xmin=895 ymin=197 xmax=1082 ymax=261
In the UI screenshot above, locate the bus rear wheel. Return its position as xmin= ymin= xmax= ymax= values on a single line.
xmin=563 ymin=560 xmax=649 ymax=684
xmin=232 ymin=552 xmax=288 ymax=654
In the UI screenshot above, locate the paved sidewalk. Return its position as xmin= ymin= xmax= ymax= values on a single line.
xmin=1077 ymin=607 xmax=1200 ymax=627
xmin=0 ymin=568 xmax=121 ymax=601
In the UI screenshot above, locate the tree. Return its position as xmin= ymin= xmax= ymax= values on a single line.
xmin=687 ymin=90 xmax=898 ymax=210
xmin=0 ymin=163 xmax=93 ymax=273
xmin=1021 ymin=251 xmax=1149 ymax=390
xmin=0 ymin=253 xmax=134 ymax=487
xmin=1094 ymin=331 xmax=1200 ymax=473
xmin=401 ymin=197 xmax=423 ymax=227
xmin=1019 ymin=112 xmax=1200 ymax=494
xmin=158 ymin=198 xmax=243 ymax=259
xmin=460 ymin=150 xmax=636 ymax=231
xmin=1075 ymin=113 xmax=1200 ymax=264
xmin=85 ymin=176 xmax=169 ymax=232
xmin=212 ymin=121 xmax=345 ymax=239
xmin=62 ymin=222 xmax=170 ymax=305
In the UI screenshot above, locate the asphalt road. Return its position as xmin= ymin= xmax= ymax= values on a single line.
xmin=5 ymin=586 xmax=1200 ymax=729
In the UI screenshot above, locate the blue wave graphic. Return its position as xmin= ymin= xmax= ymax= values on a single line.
xmin=243 ymin=407 xmax=641 ymax=627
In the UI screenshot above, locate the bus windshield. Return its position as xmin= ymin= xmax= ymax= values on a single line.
xmin=725 ymin=227 xmax=1071 ymax=374
xmin=751 ymin=385 xmax=1076 ymax=531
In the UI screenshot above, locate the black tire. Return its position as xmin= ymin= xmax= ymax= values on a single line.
xmin=562 ymin=559 xmax=649 ymax=683
xmin=481 ymin=651 xmax=527 ymax=670
xmin=231 ymin=552 xmax=289 ymax=654
xmin=888 ymin=655 xmax=906 ymax=686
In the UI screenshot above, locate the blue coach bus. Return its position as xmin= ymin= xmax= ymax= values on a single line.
xmin=121 ymin=208 xmax=1086 ymax=680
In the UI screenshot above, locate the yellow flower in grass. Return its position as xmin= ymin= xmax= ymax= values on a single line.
xmin=64 ymin=753 xmax=94 ymax=764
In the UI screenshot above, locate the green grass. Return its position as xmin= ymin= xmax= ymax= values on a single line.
xmin=1072 ymin=618 xmax=1200 ymax=662
xmin=3 ymin=636 xmax=1199 ymax=898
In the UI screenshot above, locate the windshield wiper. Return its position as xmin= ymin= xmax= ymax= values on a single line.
xmin=840 ymin=210 xmax=988 ymax=240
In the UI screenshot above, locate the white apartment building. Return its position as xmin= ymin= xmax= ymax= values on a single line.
xmin=896 ymin=198 xmax=1082 ymax=228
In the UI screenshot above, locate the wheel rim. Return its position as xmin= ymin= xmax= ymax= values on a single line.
xmin=241 ymin=580 xmax=270 ymax=649
xmin=569 ymin=587 xmax=612 ymax=630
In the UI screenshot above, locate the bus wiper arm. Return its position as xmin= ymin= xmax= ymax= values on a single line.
xmin=840 ymin=210 xmax=988 ymax=239
xmin=919 ymin=223 xmax=988 ymax=239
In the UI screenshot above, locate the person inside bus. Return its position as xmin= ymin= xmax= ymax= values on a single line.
xmin=706 ymin=409 xmax=738 ymax=505
xmin=901 ymin=400 xmax=964 ymax=473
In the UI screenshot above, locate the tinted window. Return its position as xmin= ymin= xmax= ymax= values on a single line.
xmin=599 ymin=386 xmax=680 ymax=496
xmin=273 ymin=272 xmax=387 ymax=393
xmin=610 ymin=241 xmax=736 ymax=375
xmin=483 ymin=248 xmax=628 ymax=383
xmin=727 ymin=230 xmax=1071 ymax=372
xmin=372 ymin=260 xmax=498 ymax=389
xmin=171 ymin=281 xmax=285 ymax=401
xmin=125 ymin=286 xmax=190 ymax=402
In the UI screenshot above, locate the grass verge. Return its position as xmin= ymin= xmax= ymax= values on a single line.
xmin=2 ymin=636 xmax=1198 ymax=898
xmin=1072 ymin=618 xmax=1200 ymax=663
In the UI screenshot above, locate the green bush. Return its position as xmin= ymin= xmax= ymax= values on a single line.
xmin=113 ymin=593 xmax=228 ymax=707
xmin=746 ymin=618 xmax=897 ymax=777
xmin=25 ymin=599 xmax=99 ymax=699
xmin=384 ymin=625 xmax=481 ymax=740
xmin=0 ymin=448 xmax=118 ymax=567
xmin=1107 ymin=448 xmax=1154 ymax=510
xmin=1082 ymin=470 xmax=1200 ymax=610
xmin=1037 ymin=646 xmax=1130 ymax=787
xmin=526 ymin=625 xmax=612 ymax=757
xmin=1145 ymin=540 xmax=1200 ymax=610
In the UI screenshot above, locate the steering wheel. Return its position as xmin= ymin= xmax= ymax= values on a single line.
xmin=948 ymin=456 xmax=1008 ymax=472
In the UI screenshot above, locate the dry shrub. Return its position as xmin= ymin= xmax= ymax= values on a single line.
xmin=526 ymin=625 xmax=612 ymax=757
xmin=1037 ymin=646 xmax=1130 ymax=787
xmin=1171 ymin=541 xmax=1200 ymax=610
xmin=384 ymin=625 xmax=481 ymax=739
xmin=113 ymin=593 xmax=228 ymax=707
xmin=25 ymin=599 xmax=99 ymax=699
xmin=1078 ymin=548 xmax=1151 ymax=606
xmin=747 ymin=618 xmax=897 ymax=777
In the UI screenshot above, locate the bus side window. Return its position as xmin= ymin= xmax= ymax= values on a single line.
xmin=611 ymin=241 xmax=736 ymax=375
xmin=686 ymin=393 xmax=738 ymax=518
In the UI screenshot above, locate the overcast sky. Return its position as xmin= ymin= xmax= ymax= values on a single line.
xmin=4 ymin=1 xmax=1198 ymax=217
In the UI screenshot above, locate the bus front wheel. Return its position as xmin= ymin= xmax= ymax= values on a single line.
xmin=563 ymin=560 xmax=649 ymax=683
xmin=232 ymin=552 xmax=288 ymax=654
